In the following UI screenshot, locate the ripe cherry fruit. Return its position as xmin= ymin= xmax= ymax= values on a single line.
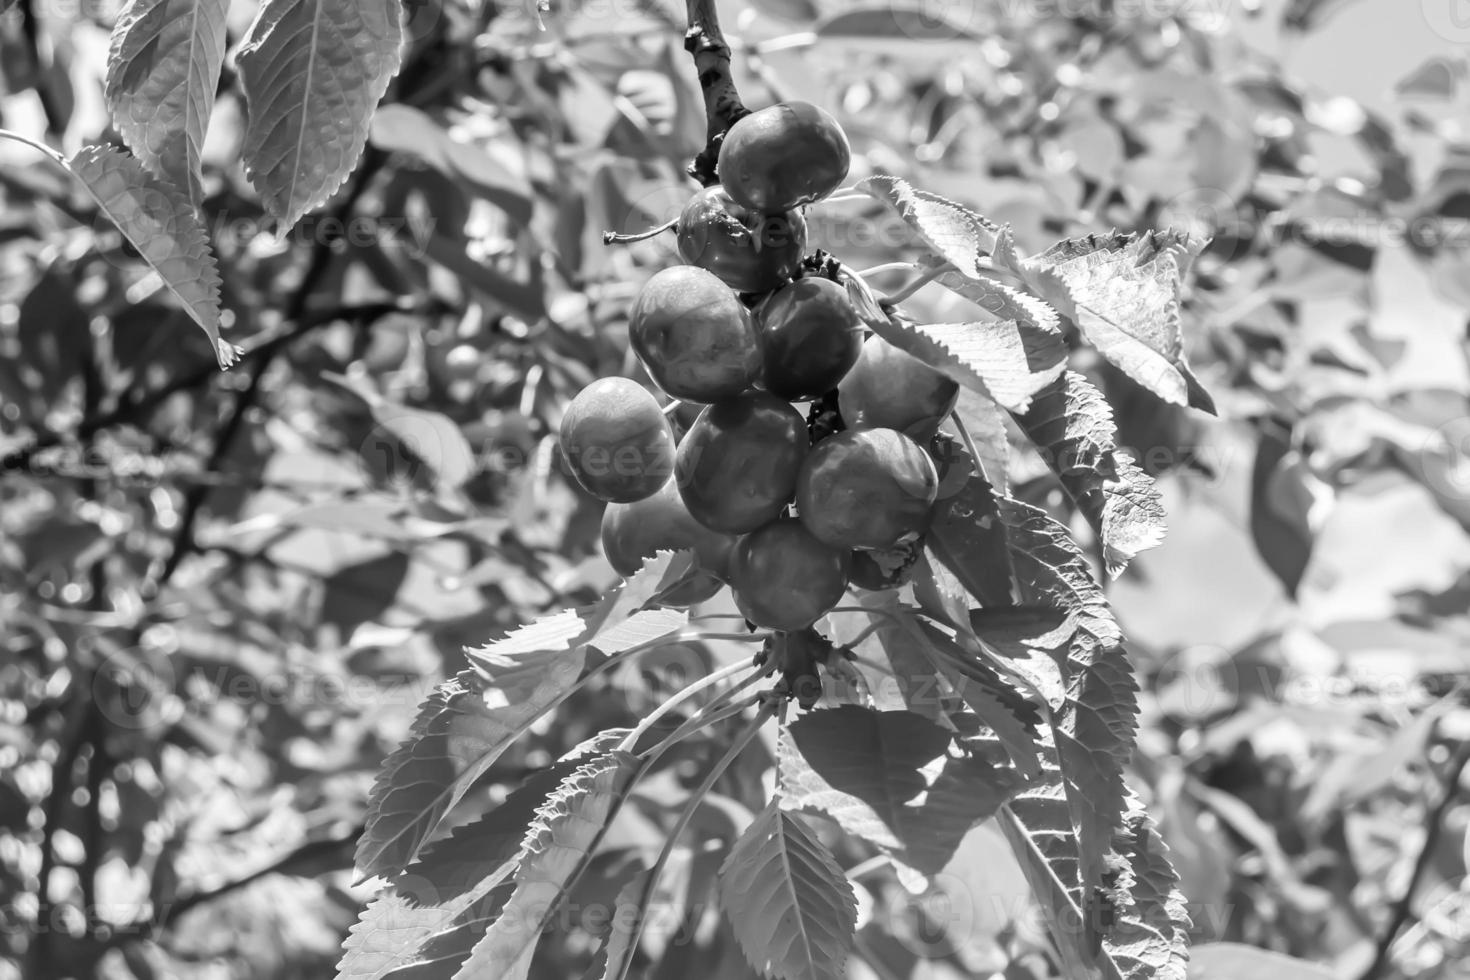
xmin=838 ymin=335 xmax=960 ymax=441
xmin=629 ymin=266 xmax=762 ymax=403
xmin=677 ymin=186 xmax=806 ymax=294
xmin=729 ymin=518 xmax=850 ymax=630
xmin=601 ymin=478 xmax=737 ymax=606
xmin=677 ymin=390 xmax=809 ymax=533
xmin=796 ymin=428 xmax=939 ymax=550
xmin=559 ymin=377 xmax=676 ymax=503
xmin=717 ymin=101 xmax=851 ymax=213
xmin=756 ymin=276 xmax=864 ymax=401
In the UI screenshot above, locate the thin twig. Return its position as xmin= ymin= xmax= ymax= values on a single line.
xmin=1359 ymin=736 xmax=1470 ymax=980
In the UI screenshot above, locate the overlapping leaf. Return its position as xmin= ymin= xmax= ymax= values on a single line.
xmin=999 ymin=781 xmax=1188 ymax=980
xmin=995 ymin=229 xmax=1215 ymax=412
xmin=237 ymin=0 xmax=403 ymax=228
xmin=997 ymin=495 xmax=1138 ymax=915
xmin=779 ymin=705 xmax=1030 ymax=881
xmin=337 ymin=764 xmax=575 ymax=979
xmin=105 ymin=0 xmax=229 ymax=204
xmin=356 ymin=556 xmax=688 ymax=880
xmin=719 ymin=801 xmax=857 ymax=980
xmin=66 ymin=144 xmax=234 ymax=367
xmin=926 ymin=437 xmax=1015 ymax=608
xmin=1015 ymin=371 xmax=1167 ymax=576
xmin=454 ymin=752 xmax=641 ymax=980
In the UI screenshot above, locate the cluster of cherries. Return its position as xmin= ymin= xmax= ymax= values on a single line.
xmin=559 ymin=101 xmax=961 ymax=631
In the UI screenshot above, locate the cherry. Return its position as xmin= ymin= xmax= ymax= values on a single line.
xmin=629 ymin=266 xmax=763 ymax=403
xmin=795 ymin=428 xmax=939 ymax=549
xmin=756 ymin=276 xmax=864 ymax=401
xmin=676 ymin=390 xmax=809 ymax=533
xmin=838 ymin=335 xmax=960 ymax=441
xmin=559 ymin=377 xmax=676 ymax=503
xmin=677 ymin=186 xmax=806 ymax=294
xmin=717 ymin=101 xmax=851 ymax=213
xmin=729 ymin=518 xmax=850 ymax=630
xmin=601 ymin=478 xmax=736 ymax=606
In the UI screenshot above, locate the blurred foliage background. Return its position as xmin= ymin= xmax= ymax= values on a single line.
xmin=3 ymin=0 xmax=1470 ymax=977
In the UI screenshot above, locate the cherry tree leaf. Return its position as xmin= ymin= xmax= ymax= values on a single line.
xmin=998 ymin=495 xmax=1139 ymax=925
xmin=237 ymin=0 xmax=403 ymax=229
xmin=1000 ymin=782 xmax=1189 ymax=980
xmin=356 ymin=558 xmax=688 ymax=880
xmin=337 ymin=763 xmax=579 ymax=980
xmin=866 ymin=307 xmax=1066 ymax=414
xmin=858 ymin=175 xmax=998 ymax=278
xmin=995 ymin=229 xmax=1214 ymax=413
xmin=67 ymin=144 xmax=234 ymax=367
xmin=1188 ymin=944 xmax=1333 ymax=979
xmin=453 ymin=753 xmax=641 ymax=980
xmin=325 ymin=371 xmax=478 ymax=489
xmin=1015 ymin=371 xmax=1167 ymax=576
xmin=926 ymin=437 xmax=1014 ymax=608
xmin=779 ymin=705 xmax=1030 ymax=878
xmin=105 ymin=0 xmax=229 ymax=205
xmin=719 ymin=800 xmax=857 ymax=980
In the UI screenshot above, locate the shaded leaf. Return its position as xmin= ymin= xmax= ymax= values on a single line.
xmin=66 ymin=144 xmax=233 ymax=367
xmin=1187 ymin=943 xmax=1332 ymax=979
xmin=995 ymin=229 xmax=1212 ymax=412
xmin=719 ymin=801 xmax=857 ymax=980
xmin=237 ymin=0 xmax=403 ymax=228
xmin=779 ymin=705 xmax=1030 ymax=878
xmin=593 ymin=866 xmax=653 ymax=980
xmin=326 ymin=371 xmax=479 ymax=489
xmin=454 ymin=753 xmax=641 ymax=980
xmin=1249 ymin=420 xmax=1318 ymax=598
xmin=1014 ymin=371 xmax=1167 ymax=576
xmin=926 ymin=437 xmax=1014 ymax=608
xmin=105 ymin=0 xmax=229 ymax=204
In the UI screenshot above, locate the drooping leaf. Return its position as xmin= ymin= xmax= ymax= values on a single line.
xmin=453 ymin=752 xmax=641 ymax=980
xmin=1000 ymin=781 xmax=1190 ymax=980
xmin=1249 ymin=419 xmax=1317 ymax=598
xmin=237 ymin=0 xmax=403 ymax=228
xmin=719 ymin=800 xmax=857 ymax=980
xmin=998 ymin=495 xmax=1138 ymax=915
xmin=995 ymin=229 xmax=1214 ymax=412
xmin=357 ymin=560 xmax=687 ymax=879
xmin=858 ymin=176 xmax=998 ymax=278
xmin=105 ymin=0 xmax=229 ymax=204
xmin=1014 ymin=371 xmax=1167 ymax=576
xmin=337 ymin=763 xmax=579 ymax=980
xmin=66 ymin=144 xmax=233 ymax=367
xmin=369 ymin=105 xmax=534 ymax=227
xmin=778 ymin=706 xmax=1029 ymax=879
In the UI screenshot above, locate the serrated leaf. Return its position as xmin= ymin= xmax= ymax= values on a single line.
xmin=779 ymin=706 xmax=1029 ymax=881
xmin=358 ymin=568 xmax=686 ymax=880
xmin=869 ymin=308 xmax=1065 ymax=414
xmin=719 ymin=800 xmax=857 ymax=980
xmin=1014 ymin=372 xmax=1167 ymax=576
xmin=997 ymin=495 xmax=1139 ymax=918
xmin=454 ymin=752 xmax=641 ymax=980
xmin=952 ymin=386 xmax=1010 ymax=491
xmin=858 ymin=176 xmax=998 ymax=278
xmin=999 ymin=783 xmax=1189 ymax=980
xmin=237 ymin=0 xmax=403 ymax=228
xmin=338 ymin=764 xmax=573 ymax=980
xmin=105 ymin=0 xmax=229 ymax=204
xmin=66 ymin=144 xmax=233 ymax=367
xmin=995 ymin=228 xmax=1213 ymax=412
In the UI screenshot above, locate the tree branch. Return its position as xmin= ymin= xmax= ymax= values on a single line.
xmin=684 ymin=0 xmax=748 ymax=186
xmin=1359 ymin=735 xmax=1470 ymax=980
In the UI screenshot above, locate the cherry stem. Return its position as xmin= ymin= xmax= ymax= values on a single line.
xmin=662 ymin=401 xmax=682 ymax=416
xmin=602 ymin=217 xmax=678 ymax=245
xmin=0 ymin=128 xmax=67 ymax=168
xmin=643 ymin=685 xmax=763 ymax=763
xmin=856 ymin=262 xmax=917 ymax=279
xmin=684 ymin=0 xmax=749 ymax=186
xmin=603 ymin=705 xmax=773 ymax=980
xmin=949 ymin=411 xmax=989 ymax=482
xmin=879 ymin=264 xmax=947 ymax=306
xmin=619 ymin=657 xmax=758 ymax=753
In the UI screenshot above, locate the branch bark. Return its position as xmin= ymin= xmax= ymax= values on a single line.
xmin=684 ymin=0 xmax=748 ymax=186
